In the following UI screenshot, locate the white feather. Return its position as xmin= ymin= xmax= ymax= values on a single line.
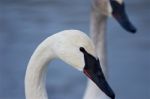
xmin=25 ymin=30 xmax=96 ymax=99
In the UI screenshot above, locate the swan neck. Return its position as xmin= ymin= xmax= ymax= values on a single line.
xmin=25 ymin=38 xmax=55 ymax=99
xmin=90 ymin=8 xmax=108 ymax=75
xmin=83 ymin=3 xmax=109 ymax=99
xmin=83 ymin=6 xmax=109 ymax=99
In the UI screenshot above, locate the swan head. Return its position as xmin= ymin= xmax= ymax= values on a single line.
xmin=93 ymin=0 xmax=137 ymax=33
xmin=52 ymin=30 xmax=115 ymax=99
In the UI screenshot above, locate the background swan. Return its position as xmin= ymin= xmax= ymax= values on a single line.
xmin=25 ymin=30 xmax=114 ymax=99
xmin=83 ymin=0 xmax=137 ymax=99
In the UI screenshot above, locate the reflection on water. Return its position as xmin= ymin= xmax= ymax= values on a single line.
xmin=0 ymin=0 xmax=149 ymax=99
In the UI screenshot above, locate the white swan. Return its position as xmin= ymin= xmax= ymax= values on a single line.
xmin=83 ymin=0 xmax=137 ymax=99
xmin=25 ymin=30 xmax=115 ymax=99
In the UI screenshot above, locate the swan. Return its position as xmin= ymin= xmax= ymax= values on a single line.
xmin=25 ymin=30 xmax=115 ymax=99
xmin=83 ymin=0 xmax=137 ymax=99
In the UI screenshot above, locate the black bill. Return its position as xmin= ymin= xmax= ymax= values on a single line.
xmin=110 ymin=0 xmax=137 ymax=33
xmin=80 ymin=47 xmax=115 ymax=99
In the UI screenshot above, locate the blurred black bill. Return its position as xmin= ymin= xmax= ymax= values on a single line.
xmin=110 ymin=0 xmax=137 ymax=33
xmin=80 ymin=47 xmax=115 ymax=99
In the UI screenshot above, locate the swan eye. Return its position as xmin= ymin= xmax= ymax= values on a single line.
xmin=110 ymin=0 xmax=125 ymax=14
xmin=79 ymin=47 xmax=86 ymax=52
xmin=79 ymin=47 xmax=97 ymax=69
xmin=110 ymin=0 xmax=123 ymax=5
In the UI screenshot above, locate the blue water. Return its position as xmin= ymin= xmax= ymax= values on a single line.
xmin=0 ymin=0 xmax=149 ymax=99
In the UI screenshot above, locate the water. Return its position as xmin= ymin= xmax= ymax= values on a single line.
xmin=0 ymin=0 xmax=149 ymax=99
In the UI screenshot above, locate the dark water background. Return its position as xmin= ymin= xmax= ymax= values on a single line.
xmin=0 ymin=0 xmax=149 ymax=99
